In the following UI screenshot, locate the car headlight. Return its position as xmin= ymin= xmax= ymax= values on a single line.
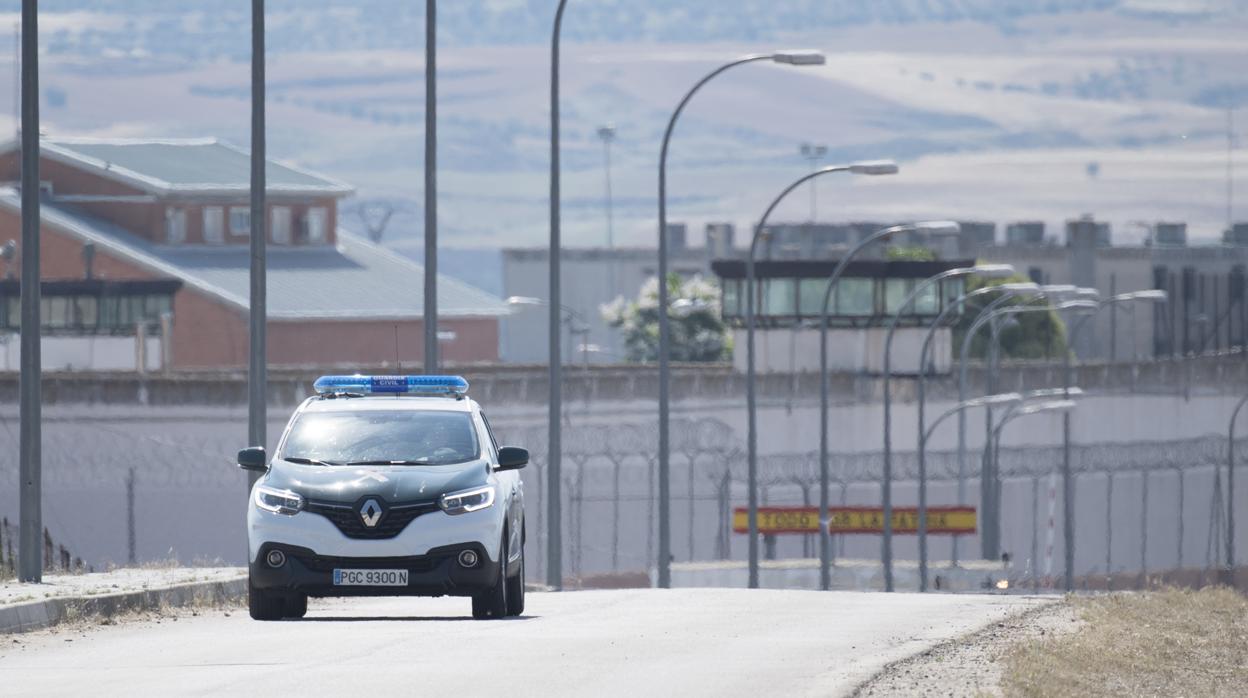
xmin=439 ymin=485 xmax=495 ymax=515
xmin=254 ymin=485 xmax=305 ymax=515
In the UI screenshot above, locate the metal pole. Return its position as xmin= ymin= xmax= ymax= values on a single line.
xmin=882 ymin=269 xmax=965 ymax=592
xmin=749 ymin=165 xmax=861 ymax=588
xmin=955 ymin=294 xmax=1019 ymax=564
xmin=915 ymin=286 xmax=1002 ymax=589
xmin=17 ymin=0 xmax=40 ymax=583
xmin=424 ymin=0 xmax=438 ymax=372
xmin=126 ymin=467 xmax=136 ymax=565
xmin=1229 ymin=394 xmax=1247 ymax=575
xmin=818 ymin=224 xmax=914 ymax=590
xmin=660 ymin=53 xmax=771 ymax=589
xmin=547 ymin=0 xmax=567 ymax=590
xmin=247 ymin=0 xmax=266 ymax=490
xmin=600 ymin=125 xmax=616 ymax=305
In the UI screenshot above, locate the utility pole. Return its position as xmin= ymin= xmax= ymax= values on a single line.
xmin=126 ymin=468 xmax=136 ymax=565
xmin=247 ymin=0 xmax=267 ymax=488
xmin=598 ymin=123 xmax=617 ymax=336
xmin=423 ymin=0 xmax=438 ymax=373
xmin=18 ymin=0 xmax=41 ymax=583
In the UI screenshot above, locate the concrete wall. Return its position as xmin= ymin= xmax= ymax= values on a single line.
xmin=0 ymin=356 xmax=1243 ymax=580
xmin=0 ymin=334 xmax=163 ymax=372
xmin=732 ymin=326 xmax=952 ymax=374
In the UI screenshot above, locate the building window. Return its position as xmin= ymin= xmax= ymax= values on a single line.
xmin=229 ymin=207 xmax=251 ymax=237
xmin=203 ymin=206 xmax=225 ymax=245
xmin=837 ymin=278 xmax=874 ymax=316
xmin=165 ymin=208 xmax=187 ymax=244
xmin=883 ymin=279 xmax=910 ymax=315
xmin=271 ymin=206 xmax=292 ymax=245
xmin=763 ymin=279 xmax=796 ymax=316
xmin=722 ymin=279 xmax=741 ymax=318
xmin=304 ymin=206 xmax=328 ymax=244
xmin=798 ymin=278 xmax=829 ymax=316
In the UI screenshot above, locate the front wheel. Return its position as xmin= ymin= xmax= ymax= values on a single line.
xmin=248 ymin=576 xmax=286 ymax=621
xmin=472 ymin=534 xmax=509 ymax=620
xmin=505 ymin=536 xmax=525 ymax=617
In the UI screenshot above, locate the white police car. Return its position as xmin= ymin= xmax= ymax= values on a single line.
xmin=238 ymin=375 xmax=527 ymax=621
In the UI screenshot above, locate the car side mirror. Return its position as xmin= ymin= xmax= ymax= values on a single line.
xmin=496 ymin=446 xmax=528 ymax=471
xmin=237 ymin=446 xmax=268 ymax=472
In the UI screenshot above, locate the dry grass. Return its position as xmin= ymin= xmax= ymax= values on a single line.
xmin=1002 ymin=588 xmax=1248 ymax=697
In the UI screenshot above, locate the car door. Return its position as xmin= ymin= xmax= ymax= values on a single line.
xmin=479 ymin=411 xmax=523 ymax=565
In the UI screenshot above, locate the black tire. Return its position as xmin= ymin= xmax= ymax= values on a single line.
xmin=505 ymin=530 xmax=525 ymax=617
xmin=472 ymin=534 xmax=509 ymax=620
xmin=284 ymin=593 xmax=308 ymax=619
xmin=248 ymin=576 xmax=286 ymax=621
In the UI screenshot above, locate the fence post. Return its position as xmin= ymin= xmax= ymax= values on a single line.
xmin=1140 ymin=470 xmax=1149 ymax=589
xmin=1105 ymin=472 xmax=1114 ymax=590
xmin=127 ymin=466 xmax=137 ymax=565
xmin=1176 ymin=466 xmax=1185 ymax=573
xmin=43 ymin=528 xmax=52 ymax=573
xmin=1031 ymin=475 xmax=1040 ymax=592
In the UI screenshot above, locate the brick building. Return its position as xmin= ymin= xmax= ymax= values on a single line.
xmin=0 ymin=138 xmax=507 ymax=370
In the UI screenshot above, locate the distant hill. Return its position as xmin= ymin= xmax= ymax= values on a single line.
xmin=10 ymin=1 xmax=1248 ymax=58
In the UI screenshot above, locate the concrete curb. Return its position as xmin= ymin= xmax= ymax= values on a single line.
xmin=0 ymin=575 xmax=247 ymax=635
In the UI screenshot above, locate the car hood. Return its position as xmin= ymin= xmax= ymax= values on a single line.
xmin=264 ymin=459 xmax=491 ymax=504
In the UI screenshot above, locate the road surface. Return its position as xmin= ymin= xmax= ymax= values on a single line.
xmin=0 ymin=589 xmax=1045 ymax=696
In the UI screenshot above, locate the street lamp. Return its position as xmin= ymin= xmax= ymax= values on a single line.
xmin=916 ymin=391 xmax=1023 ymax=590
xmin=548 ymin=0 xmax=569 ymax=591
xmin=657 ymin=49 xmax=827 ymax=589
xmin=745 ymin=160 xmax=899 ymax=589
xmin=1058 ymin=290 xmax=1166 ymax=591
xmin=507 ymin=296 xmax=589 ymax=366
xmin=881 ymin=263 xmax=1015 ymax=591
xmin=815 ymin=220 xmax=959 ymax=591
xmin=598 ymin=124 xmax=618 ymax=309
xmin=952 ymin=284 xmax=1071 ymax=563
xmin=912 ymin=281 xmax=1036 ymax=590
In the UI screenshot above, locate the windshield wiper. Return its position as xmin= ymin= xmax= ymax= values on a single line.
xmin=283 ymin=456 xmax=340 ymax=466
xmin=345 ymin=459 xmax=430 ymax=466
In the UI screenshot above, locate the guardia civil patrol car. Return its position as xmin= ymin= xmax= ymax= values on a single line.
xmin=238 ymin=375 xmax=527 ymax=620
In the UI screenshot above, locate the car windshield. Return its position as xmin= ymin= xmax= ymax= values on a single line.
xmin=280 ymin=409 xmax=480 ymax=466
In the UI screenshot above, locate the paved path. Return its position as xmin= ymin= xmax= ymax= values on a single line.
xmin=0 ymin=589 xmax=1047 ymax=697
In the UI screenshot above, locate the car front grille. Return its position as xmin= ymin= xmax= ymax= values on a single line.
xmin=305 ymin=499 xmax=440 ymax=539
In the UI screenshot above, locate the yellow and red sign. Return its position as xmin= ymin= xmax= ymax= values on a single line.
xmin=731 ymin=506 xmax=976 ymax=535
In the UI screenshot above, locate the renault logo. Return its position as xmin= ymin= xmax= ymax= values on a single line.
xmin=359 ymin=498 xmax=384 ymax=528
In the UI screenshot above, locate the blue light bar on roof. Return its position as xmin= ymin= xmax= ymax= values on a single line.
xmin=313 ymin=375 xmax=469 ymax=396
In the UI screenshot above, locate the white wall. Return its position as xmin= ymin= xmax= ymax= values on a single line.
xmin=0 ymin=334 xmax=163 ymax=372
xmin=732 ymin=326 xmax=952 ymax=374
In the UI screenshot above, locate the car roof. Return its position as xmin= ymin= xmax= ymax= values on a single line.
xmin=299 ymin=395 xmax=478 ymax=414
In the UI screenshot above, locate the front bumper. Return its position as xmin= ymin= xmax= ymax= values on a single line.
xmin=250 ymin=542 xmax=498 ymax=597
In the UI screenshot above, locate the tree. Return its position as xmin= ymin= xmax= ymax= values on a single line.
xmin=600 ymin=274 xmax=731 ymax=363
xmin=952 ymin=273 xmax=1067 ymax=360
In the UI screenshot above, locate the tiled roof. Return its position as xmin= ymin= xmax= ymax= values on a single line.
xmin=8 ymin=138 xmax=353 ymax=196
xmin=0 ymin=190 xmax=509 ymax=320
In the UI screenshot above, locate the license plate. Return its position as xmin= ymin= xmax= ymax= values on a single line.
xmin=332 ymin=568 xmax=409 ymax=586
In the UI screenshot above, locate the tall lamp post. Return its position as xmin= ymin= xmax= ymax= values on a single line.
xmin=424 ymin=0 xmax=438 ymax=372
xmin=952 ymin=284 xmax=1076 ymax=564
xmin=598 ymin=123 xmax=617 ymax=304
xmin=912 ymin=281 xmax=1040 ymax=590
xmin=17 ymin=0 xmax=41 ymax=582
xmin=1060 ymin=290 xmax=1167 ymax=591
xmin=745 ymin=160 xmax=899 ymax=588
xmin=247 ymin=0 xmax=267 ymax=492
xmin=815 ymin=220 xmax=959 ymax=590
xmin=880 ymin=263 xmax=1015 ymax=591
xmin=547 ymin=0 xmax=568 ymax=591
xmin=917 ymin=391 xmax=1024 ymax=589
xmin=658 ymin=48 xmax=826 ymax=589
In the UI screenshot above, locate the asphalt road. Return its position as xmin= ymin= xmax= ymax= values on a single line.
xmin=0 ymin=589 xmax=1045 ymax=697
